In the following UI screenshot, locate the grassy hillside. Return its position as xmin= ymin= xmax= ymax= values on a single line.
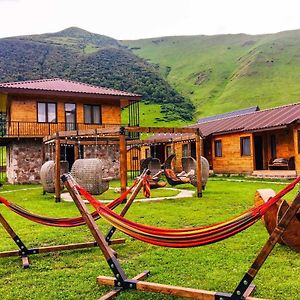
xmin=124 ymin=30 xmax=300 ymax=118
xmin=0 ymin=27 xmax=194 ymax=124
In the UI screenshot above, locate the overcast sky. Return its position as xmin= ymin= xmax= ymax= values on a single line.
xmin=0 ymin=0 xmax=300 ymax=39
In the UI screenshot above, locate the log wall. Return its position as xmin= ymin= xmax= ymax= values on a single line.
xmin=212 ymin=133 xmax=254 ymax=174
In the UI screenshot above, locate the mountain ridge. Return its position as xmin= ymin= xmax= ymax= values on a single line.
xmin=124 ymin=28 xmax=300 ymax=118
xmin=0 ymin=27 xmax=194 ymax=123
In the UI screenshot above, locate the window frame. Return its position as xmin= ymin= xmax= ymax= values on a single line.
xmin=64 ymin=103 xmax=77 ymax=130
xmin=84 ymin=104 xmax=102 ymax=125
xmin=37 ymin=102 xmax=57 ymax=123
xmin=240 ymin=136 xmax=251 ymax=156
xmin=166 ymin=145 xmax=172 ymax=159
xmin=182 ymin=143 xmax=189 ymax=157
xmin=214 ymin=140 xmax=222 ymax=157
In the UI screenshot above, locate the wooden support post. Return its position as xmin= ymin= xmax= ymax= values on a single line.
xmin=231 ymin=191 xmax=300 ymax=299
xmin=0 ymin=212 xmax=30 ymax=268
xmin=195 ymin=129 xmax=203 ymax=198
xmin=55 ymin=135 xmax=61 ymax=202
xmin=119 ymin=127 xmax=127 ymax=195
xmin=105 ymin=171 xmax=147 ymax=242
xmin=62 ymin=174 xmax=129 ymax=282
xmin=41 ymin=143 xmax=46 ymax=163
xmin=74 ymin=141 xmax=79 ymax=161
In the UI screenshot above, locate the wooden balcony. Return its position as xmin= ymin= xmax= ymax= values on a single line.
xmin=0 ymin=121 xmax=122 ymax=139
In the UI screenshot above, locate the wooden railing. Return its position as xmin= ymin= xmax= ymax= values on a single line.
xmin=0 ymin=121 xmax=123 ymax=138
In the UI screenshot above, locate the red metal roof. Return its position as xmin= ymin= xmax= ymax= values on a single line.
xmin=146 ymin=102 xmax=300 ymax=143
xmin=0 ymin=78 xmax=141 ymax=98
xmin=192 ymin=102 xmax=300 ymax=136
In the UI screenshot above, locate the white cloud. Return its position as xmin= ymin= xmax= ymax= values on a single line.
xmin=0 ymin=0 xmax=299 ymax=39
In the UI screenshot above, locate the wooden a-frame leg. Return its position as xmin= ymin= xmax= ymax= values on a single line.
xmin=105 ymin=171 xmax=146 ymax=243
xmin=0 ymin=212 xmax=30 ymax=268
xmin=230 ymin=191 xmax=300 ymax=299
xmin=62 ymin=173 xmax=150 ymax=299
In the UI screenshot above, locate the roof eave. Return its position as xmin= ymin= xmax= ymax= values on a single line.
xmin=0 ymin=87 xmax=141 ymax=101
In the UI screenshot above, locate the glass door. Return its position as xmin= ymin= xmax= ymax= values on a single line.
xmin=65 ymin=103 xmax=76 ymax=130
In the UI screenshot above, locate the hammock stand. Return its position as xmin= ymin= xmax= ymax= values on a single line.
xmin=0 ymin=171 xmax=149 ymax=268
xmin=63 ymin=173 xmax=300 ymax=300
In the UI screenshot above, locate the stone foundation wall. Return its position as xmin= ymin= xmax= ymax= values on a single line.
xmin=7 ymin=140 xmax=120 ymax=184
xmin=7 ymin=140 xmax=43 ymax=184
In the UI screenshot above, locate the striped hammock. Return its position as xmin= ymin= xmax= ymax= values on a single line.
xmin=76 ymin=177 xmax=300 ymax=248
xmin=0 ymin=179 xmax=138 ymax=227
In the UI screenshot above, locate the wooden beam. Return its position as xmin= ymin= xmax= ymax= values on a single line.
xmin=0 ymin=239 xmax=125 ymax=258
xmin=119 ymin=130 xmax=127 ymax=195
xmin=55 ymin=135 xmax=61 ymax=202
xmin=125 ymin=126 xmax=199 ymax=134
xmin=195 ymin=129 xmax=203 ymax=198
xmin=96 ymin=276 xmax=263 ymax=300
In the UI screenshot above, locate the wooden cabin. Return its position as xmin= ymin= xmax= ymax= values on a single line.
xmin=145 ymin=103 xmax=300 ymax=178
xmin=0 ymin=78 xmax=141 ymax=183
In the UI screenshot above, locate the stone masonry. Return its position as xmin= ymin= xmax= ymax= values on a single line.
xmin=6 ymin=140 xmax=120 ymax=184
xmin=7 ymin=139 xmax=43 ymax=184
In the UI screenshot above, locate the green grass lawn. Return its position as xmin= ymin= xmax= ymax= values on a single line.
xmin=0 ymin=179 xmax=299 ymax=300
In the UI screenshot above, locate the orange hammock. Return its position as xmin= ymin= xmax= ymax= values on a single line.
xmin=0 ymin=177 xmax=145 ymax=227
xmin=76 ymin=177 xmax=300 ymax=248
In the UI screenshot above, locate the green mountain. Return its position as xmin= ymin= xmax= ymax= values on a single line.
xmin=124 ymin=30 xmax=300 ymax=118
xmin=0 ymin=27 xmax=194 ymax=123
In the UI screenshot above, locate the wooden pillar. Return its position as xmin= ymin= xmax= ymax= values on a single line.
xmin=195 ymin=129 xmax=203 ymax=198
xmin=74 ymin=141 xmax=79 ymax=161
xmin=55 ymin=135 xmax=61 ymax=202
xmin=119 ymin=127 xmax=127 ymax=195
xmin=41 ymin=143 xmax=46 ymax=163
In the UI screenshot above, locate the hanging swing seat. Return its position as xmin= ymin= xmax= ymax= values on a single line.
xmin=164 ymin=154 xmax=209 ymax=188
xmin=140 ymin=157 xmax=166 ymax=188
xmin=40 ymin=160 xmax=69 ymax=193
xmin=71 ymin=158 xmax=112 ymax=195
xmin=255 ymin=189 xmax=300 ymax=252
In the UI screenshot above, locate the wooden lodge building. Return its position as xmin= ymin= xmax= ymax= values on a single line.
xmin=141 ymin=103 xmax=300 ymax=178
xmin=0 ymin=78 xmax=141 ymax=184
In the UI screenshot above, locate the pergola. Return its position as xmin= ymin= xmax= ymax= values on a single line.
xmin=43 ymin=126 xmax=203 ymax=202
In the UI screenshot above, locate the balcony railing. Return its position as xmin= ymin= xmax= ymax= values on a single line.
xmin=0 ymin=121 xmax=123 ymax=138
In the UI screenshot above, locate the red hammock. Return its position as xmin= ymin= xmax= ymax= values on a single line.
xmin=0 ymin=179 xmax=137 ymax=227
xmin=77 ymin=177 xmax=300 ymax=248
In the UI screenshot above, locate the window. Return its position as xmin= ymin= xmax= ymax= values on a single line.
xmin=166 ymin=145 xmax=172 ymax=158
xmin=241 ymin=136 xmax=251 ymax=156
xmin=214 ymin=140 xmax=222 ymax=157
xmin=270 ymin=135 xmax=276 ymax=158
xmin=145 ymin=148 xmax=150 ymax=158
xmin=65 ymin=103 xmax=76 ymax=130
xmin=37 ymin=102 xmax=57 ymax=123
xmin=182 ymin=144 xmax=189 ymax=157
xmin=84 ymin=104 xmax=101 ymax=124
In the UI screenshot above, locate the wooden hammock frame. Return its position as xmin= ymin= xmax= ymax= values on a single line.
xmin=63 ymin=172 xmax=300 ymax=300
xmin=0 ymin=172 xmax=147 ymax=268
